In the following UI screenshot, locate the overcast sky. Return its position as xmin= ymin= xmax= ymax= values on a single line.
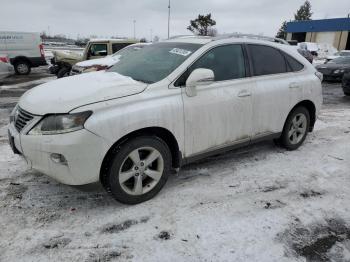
xmin=1 ymin=0 xmax=349 ymax=40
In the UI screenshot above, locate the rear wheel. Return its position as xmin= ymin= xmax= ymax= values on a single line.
xmin=104 ymin=136 xmax=171 ymax=204
xmin=279 ymin=107 xmax=310 ymax=150
xmin=14 ymin=60 xmax=31 ymax=75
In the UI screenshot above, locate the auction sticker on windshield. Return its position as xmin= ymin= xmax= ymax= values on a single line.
xmin=169 ymin=48 xmax=192 ymax=56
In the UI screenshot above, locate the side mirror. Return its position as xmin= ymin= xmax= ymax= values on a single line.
xmin=185 ymin=68 xmax=214 ymax=97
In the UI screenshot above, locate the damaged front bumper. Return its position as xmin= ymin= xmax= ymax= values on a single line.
xmin=8 ymin=121 xmax=110 ymax=185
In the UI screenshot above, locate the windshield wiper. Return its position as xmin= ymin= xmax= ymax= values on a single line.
xmin=132 ymin=78 xmax=153 ymax=84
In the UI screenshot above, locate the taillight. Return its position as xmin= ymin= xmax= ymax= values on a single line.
xmin=0 ymin=56 xmax=9 ymax=63
xmin=39 ymin=44 xmax=45 ymax=58
xmin=315 ymin=71 xmax=323 ymax=81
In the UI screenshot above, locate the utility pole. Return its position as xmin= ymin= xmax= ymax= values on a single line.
xmin=150 ymin=29 xmax=153 ymax=42
xmin=133 ymin=20 xmax=136 ymax=39
xmin=168 ymin=0 xmax=170 ymax=39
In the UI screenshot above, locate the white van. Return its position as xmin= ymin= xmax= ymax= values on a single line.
xmin=0 ymin=31 xmax=47 ymax=75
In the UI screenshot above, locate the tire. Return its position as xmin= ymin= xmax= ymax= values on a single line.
xmin=14 ymin=60 xmax=31 ymax=75
xmin=57 ymin=67 xmax=71 ymax=78
xmin=344 ymin=91 xmax=350 ymax=96
xmin=103 ymin=136 xmax=172 ymax=204
xmin=279 ymin=107 xmax=310 ymax=150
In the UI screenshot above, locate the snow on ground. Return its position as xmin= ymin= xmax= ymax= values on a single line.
xmin=0 ymin=77 xmax=55 ymax=90
xmin=0 ymin=79 xmax=350 ymax=261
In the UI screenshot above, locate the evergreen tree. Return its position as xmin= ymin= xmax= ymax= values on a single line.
xmin=294 ymin=0 xmax=313 ymax=21
xmin=275 ymin=1 xmax=313 ymax=39
xmin=276 ymin=21 xmax=287 ymax=39
xmin=187 ymin=14 xmax=216 ymax=36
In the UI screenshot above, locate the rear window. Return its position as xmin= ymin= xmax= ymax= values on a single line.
xmin=112 ymin=43 xmax=133 ymax=54
xmin=247 ymin=45 xmax=287 ymax=76
xmin=284 ymin=53 xmax=304 ymax=72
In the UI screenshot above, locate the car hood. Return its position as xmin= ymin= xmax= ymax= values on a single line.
xmin=76 ymin=55 xmax=120 ymax=68
xmin=19 ymin=71 xmax=147 ymax=115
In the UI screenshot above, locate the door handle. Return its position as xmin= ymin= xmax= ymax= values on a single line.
xmin=237 ymin=90 xmax=252 ymax=98
xmin=289 ymin=82 xmax=300 ymax=89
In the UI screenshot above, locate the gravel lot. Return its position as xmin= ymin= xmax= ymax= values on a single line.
xmin=0 ymin=75 xmax=350 ymax=261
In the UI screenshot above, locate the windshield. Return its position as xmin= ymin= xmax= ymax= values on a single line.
xmin=108 ymin=42 xmax=203 ymax=84
xmin=329 ymin=57 xmax=350 ymax=64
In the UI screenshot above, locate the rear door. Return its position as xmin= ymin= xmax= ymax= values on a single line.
xmin=246 ymin=44 xmax=304 ymax=138
xmin=181 ymin=44 xmax=253 ymax=156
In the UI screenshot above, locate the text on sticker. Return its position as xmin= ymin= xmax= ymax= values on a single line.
xmin=169 ymin=48 xmax=192 ymax=56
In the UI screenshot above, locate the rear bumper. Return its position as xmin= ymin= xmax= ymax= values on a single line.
xmin=8 ymin=122 xmax=110 ymax=185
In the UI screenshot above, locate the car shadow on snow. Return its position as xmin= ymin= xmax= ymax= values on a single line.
xmin=8 ymin=140 xmax=292 ymax=215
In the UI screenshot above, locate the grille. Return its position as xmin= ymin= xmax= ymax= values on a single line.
xmin=14 ymin=107 xmax=34 ymax=132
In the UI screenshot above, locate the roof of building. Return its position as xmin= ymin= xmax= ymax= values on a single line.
xmin=286 ymin=18 xmax=350 ymax=33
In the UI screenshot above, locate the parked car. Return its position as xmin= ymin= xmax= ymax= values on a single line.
xmin=326 ymin=50 xmax=350 ymax=62
xmin=49 ymin=39 xmax=138 ymax=78
xmin=342 ymin=72 xmax=350 ymax=96
xmin=0 ymin=54 xmax=14 ymax=80
xmin=316 ymin=57 xmax=350 ymax=81
xmin=71 ymin=43 xmax=151 ymax=75
xmin=297 ymin=48 xmax=313 ymax=63
xmin=8 ymin=36 xmax=322 ymax=204
xmin=0 ymin=31 xmax=47 ymax=75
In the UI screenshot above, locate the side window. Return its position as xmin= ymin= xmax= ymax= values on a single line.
xmin=190 ymin=44 xmax=246 ymax=82
xmin=248 ymin=45 xmax=287 ymax=76
xmin=175 ymin=44 xmax=246 ymax=86
xmin=112 ymin=43 xmax=131 ymax=53
xmin=284 ymin=53 xmax=304 ymax=72
xmin=88 ymin=44 xmax=107 ymax=57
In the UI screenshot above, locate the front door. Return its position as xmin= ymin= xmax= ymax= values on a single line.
xmin=87 ymin=43 xmax=108 ymax=60
xmin=181 ymin=44 xmax=253 ymax=157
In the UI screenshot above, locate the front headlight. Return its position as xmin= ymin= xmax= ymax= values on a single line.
xmin=334 ymin=69 xmax=344 ymax=74
xmin=9 ymin=104 xmax=18 ymax=123
xmin=28 ymin=111 xmax=92 ymax=135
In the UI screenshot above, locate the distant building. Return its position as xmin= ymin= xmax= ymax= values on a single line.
xmin=286 ymin=17 xmax=350 ymax=50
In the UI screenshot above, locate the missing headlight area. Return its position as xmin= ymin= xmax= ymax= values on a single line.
xmin=279 ymin=218 xmax=350 ymax=262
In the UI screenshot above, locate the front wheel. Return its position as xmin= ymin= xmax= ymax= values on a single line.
xmin=103 ymin=136 xmax=172 ymax=204
xmin=279 ymin=107 xmax=310 ymax=150
xmin=57 ymin=67 xmax=71 ymax=78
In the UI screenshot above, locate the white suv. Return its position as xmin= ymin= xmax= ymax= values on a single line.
xmin=8 ymin=36 xmax=322 ymax=204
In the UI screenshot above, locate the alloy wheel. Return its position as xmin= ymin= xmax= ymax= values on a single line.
xmin=288 ymin=113 xmax=307 ymax=145
xmin=118 ymin=147 xmax=164 ymax=196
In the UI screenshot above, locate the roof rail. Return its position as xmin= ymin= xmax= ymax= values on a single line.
xmin=215 ymin=33 xmax=290 ymax=45
xmin=168 ymin=33 xmax=290 ymax=45
xmin=168 ymin=34 xmax=211 ymax=40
